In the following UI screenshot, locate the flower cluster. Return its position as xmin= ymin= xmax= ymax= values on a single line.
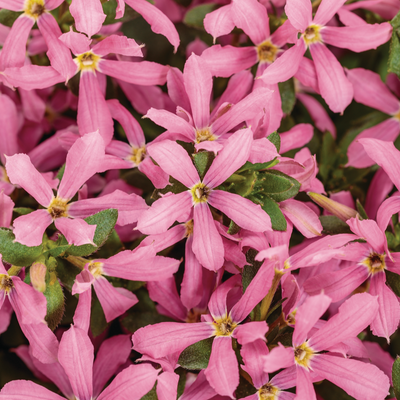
xmin=0 ymin=0 xmax=399 ymax=399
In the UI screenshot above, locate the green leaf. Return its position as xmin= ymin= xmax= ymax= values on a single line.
xmin=44 ymin=272 xmax=65 ymax=331
xmin=390 ymin=11 xmax=400 ymax=77
xmin=319 ymin=132 xmax=337 ymax=182
xmin=258 ymin=170 xmax=300 ymax=202
xmin=178 ymin=337 xmax=214 ymax=370
xmin=356 ymin=199 xmax=368 ymax=220
xmin=278 ymin=78 xmax=296 ymax=115
xmin=230 ymin=170 xmax=258 ymax=197
xmin=386 ymin=270 xmax=400 ymax=297
xmin=227 ymin=220 xmax=241 ymax=235
xmin=103 ymin=0 xmax=141 ymax=25
xmin=316 ymin=380 xmax=356 ymax=400
xmin=248 ymin=194 xmax=287 ymax=231
xmin=192 ymin=151 xmax=215 ymax=180
xmin=236 ymin=158 xmax=279 ymax=173
xmin=0 ymin=228 xmax=43 ymax=266
xmin=13 ymin=208 xmax=34 ymax=216
xmin=393 ymin=356 xmax=400 ymax=400
xmin=91 ymin=290 xmax=109 ymax=337
xmin=94 ymin=229 xmax=124 ymax=259
xmin=267 ymin=131 xmax=281 ymax=153
xmin=0 ymin=9 xmax=22 ymax=27
xmin=56 ymin=164 xmax=66 ymax=181
xmin=183 ymin=4 xmax=218 ymax=28
xmin=319 ymin=215 xmax=352 ymax=235
xmin=140 ymin=384 xmax=158 ymax=400
xmin=61 ymin=209 xmax=118 ymax=257
xmin=55 ymin=258 xmax=81 ymax=292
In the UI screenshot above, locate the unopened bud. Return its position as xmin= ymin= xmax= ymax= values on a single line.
xmin=30 ymin=262 xmax=47 ymax=293
xmin=308 ymin=192 xmax=358 ymax=222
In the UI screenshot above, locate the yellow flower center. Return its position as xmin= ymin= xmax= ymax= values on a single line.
xmin=257 ymin=40 xmax=279 ymax=64
xmin=24 ymin=0 xmax=46 ymax=19
xmin=87 ymin=261 xmax=104 ymax=278
xmin=195 ymin=128 xmax=216 ymax=143
xmin=302 ymin=25 xmax=322 ymax=46
xmin=294 ymin=341 xmax=314 ymax=369
xmin=213 ymin=315 xmax=237 ymax=337
xmin=0 ymin=274 xmax=14 ymax=293
xmin=190 ymin=183 xmax=211 ymax=204
xmin=258 ymin=383 xmax=279 ymax=400
xmin=362 ymin=252 xmax=386 ymax=275
xmin=128 ymin=146 xmax=146 ymax=165
xmin=75 ymin=51 xmax=101 ymax=72
xmin=393 ymin=109 xmax=400 ymax=121
xmin=286 ymin=310 xmax=296 ymax=326
xmin=47 ymin=197 xmax=69 ymax=219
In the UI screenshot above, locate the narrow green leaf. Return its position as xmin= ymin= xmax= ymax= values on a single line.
xmin=56 ymin=164 xmax=66 ymax=181
xmin=178 ymin=337 xmax=214 ymax=370
xmin=44 ymin=272 xmax=65 ymax=331
xmin=386 ymin=270 xmax=400 ymax=297
xmin=388 ymin=27 xmax=400 ymax=78
xmin=13 ymin=208 xmax=34 ymax=216
xmin=192 ymin=151 xmax=215 ymax=180
xmin=278 ymin=78 xmax=296 ymax=115
xmin=227 ymin=220 xmax=241 ymax=235
xmin=56 ymin=258 xmax=81 ymax=292
xmin=91 ymin=291 xmax=109 ymax=337
xmin=236 ymin=158 xmax=279 ymax=173
xmin=319 ymin=132 xmax=337 ymax=182
xmin=0 ymin=9 xmax=22 ymax=27
xmin=393 ymin=356 xmax=400 ymax=400
xmin=183 ymin=4 xmax=218 ymax=28
xmin=0 ymin=228 xmax=43 ymax=266
xmin=258 ymin=170 xmax=300 ymax=202
xmin=267 ymin=131 xmax=281 ymax=152
xmin=319 ymin=215 xmax=352 ymax=235
xmin=356 ymin=199 xmax=368 ymax=220
xmin=61 ymin=209 xmax=118 ymax=257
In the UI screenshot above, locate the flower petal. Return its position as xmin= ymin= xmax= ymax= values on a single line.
xmin=70 ymin=0 xmax=106 ymax=37
xmin=313 ymin=0 xmax=347 ymax=25
xmin=55 ymin=217 xmax=96 ymax=246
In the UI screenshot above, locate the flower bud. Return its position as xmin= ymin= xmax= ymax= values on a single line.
xmin=30 ymin=262 xmax=47 ymax=293
xmin=308 ymin=192 xmax=358 ymax=222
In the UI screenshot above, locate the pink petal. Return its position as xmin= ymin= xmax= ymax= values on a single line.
xmin=167 ymin=67 xmax=191 ymax=112
xmin=0 ymin=380 xmax=64 ymax=400
xmin=99 ymin=59 xmax=169 ymax=86
xmin=204 ymin=5 xmax=235 ymax=43
xmin=37 ymin=13 xmax=77 ymax=81
xmin=0 ymin=16 xmax=33 ymax=70
xmin=303 ymin=264 xmax=369 ymax=302
xmin=295 ymin=366 xmax=316 ymax=400
xmin=364 ymin=341 xmax=394 ymax=385
xmin=138 ymin=158 xmax=170 ymax=189
xmin=377 ymin=196 xmax=400 ymax=232
xmin=13 ymin=210 xmax=53 ymax=246
xmin=271 ymin=19 xmax=299 ymax=46
xmin=248 ymin=137 xmax=279 ymax=164
xmin=192 ymin=202 xmax=224 ymax=271
xmin=240 ymin=340 xmax=269 ymax=388
xmin=258 ymin=40 xmax=306 ymax=84
xmin=337 ymin=8 xmax=367 ymax=26
xmin=72 ymin=269 xmax=95 ymax=295
xmin=92 ymin=35 xmax=143 ymax=57
xmin=59 ymin=326 xmax=94 ymax=400
xmin=369 ymin=273 xmax=400 ymax=341
xmin=0 ymin=0 xmax=24 ymax=10
xmin=231 ymin=0 xmax=270 ymax=45
xmin=132 ymin=321 xmax=214 ymax=358
xmin=124 ymin=0 xmax=179 ymax=51
xmin=4 ymin=65 xmax=65 ymax=90
xmin=280 ymin=199 xmax=322 ymax=238
xmin=262 ymin=343 xmax=294 ymax=373
xmin=19 ymin=88 xmax=46 ymax=123
xmin=0 ymin=94 xmax=19 ymax=164
xmin=73 ymin=289 xmax=92 ymax=333
xmin=181 ymin=235 xmax=203 ymax=310
xmin=55 ymin=217 xmax=96 ymax=246
xmin=321 ymin=23 xmax=392 ymax=53
xmin=0 ymin=191 xmax=14 ymax=228
xmin=6 ymin=153 xmax=53 ymax=206
xmin=204 ymin=338 xmax=239 ymax=399
xmin=295 ymin=57 xmax=319 ymax=93
xmin=68 ymin=190 xmax=148 ymax=226
xmin=139 ymin=223 xmax=186 ymax=252
xmin=208 ymin=275 xmax=240 ymax=319
xmin=147 ymin=140 xmax=199 ymax=187
xmin=359 ymin=138 xmax=400 ymax=192
xmin=309 ymin=293 xmax=379 ymax=351
xmin=311 ymin=354 xmax=390 ymax=400
xmin=93 ymin=335 xmax=135 ymax=398
xmin=78 ymin=72 xmax=113 ymax=145
xmin=310 ymin=42 xmax=353 ymax=114
xmin=208 ymin=190 xmax=271 ymax=232
xmin=347 ymin=217 xmax=386 ymax=254
xmin=137 ymin=191 xmax=192 ymax=234
xmin=233 ymin=321 xmax=268 ymax=344
xmin=313 ymin=0 xmax=347 ymax=25
xmin=201 ymin=45 xmax=258 ymax=78
xmin=179 ymin=370 xmax=218 ymax=400
xmin=184 ymin=54 xmax=212 ymax=130
xmin=58 ymin=28 xmax=92 ymax=55
xmin=97 ymin=364 xmax=159 ymax=400
xmin=70 ymin=0 xmax=106 ymax=37
xmin=285 ymin=0 xmax=312 ymax=31
xmin=94 ymin=277 xmax=138 ymax=322
xmin=58 ymin=131 xmax=105 ymax=200
xmin=365 ymin=168 xmax=394 ymax=220
xmin=280 ymin=123 xmax=314 ymax=153
xmin=107 ymin=99 xmax=145 ymax=147
xmin=292 ymin=293 xmax=331 ymax=346
xmin=145 ymin=108 xmax=195 ymax=140
xmin=346 ymin=119 xmax=400 ymax=168
xmin=157 ymin=372 xmax=180 ymax=400
xmin=204 ymin=128 xmax=253 ymax=188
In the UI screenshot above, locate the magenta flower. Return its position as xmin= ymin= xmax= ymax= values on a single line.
xmin=137 ymin=128 xmax=271 ymax=271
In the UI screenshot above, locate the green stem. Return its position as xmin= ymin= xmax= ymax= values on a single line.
xmin=7 ymin=266 xmax=23 ymax=276
xmin=66 ymin=255 xmax=88 ymax=270
xmin=260 ymin=269 xmax=284 ymax=321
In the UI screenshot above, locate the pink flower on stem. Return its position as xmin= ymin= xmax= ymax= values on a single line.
xmin=133 ymin=265 xmax=275 ymax=398
xmin=259 ymin=0 xmax=392 ymax=113
xmin=137 ymin=128 xmax=271 ymax=271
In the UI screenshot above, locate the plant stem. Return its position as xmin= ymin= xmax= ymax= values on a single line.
xmin=260 ymin=269 xmax=284 ymax=321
